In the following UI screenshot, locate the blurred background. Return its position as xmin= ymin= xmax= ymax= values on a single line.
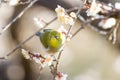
xmin=0 ymin=0 xmax=120 ymax=80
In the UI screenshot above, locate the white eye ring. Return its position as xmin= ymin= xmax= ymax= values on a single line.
xmin=55 ymin=36 xmax=59 ymax=39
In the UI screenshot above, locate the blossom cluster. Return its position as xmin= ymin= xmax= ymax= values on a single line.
xmin=55 ymin=5 xmax=76 ymax=25
xmin=55 ymin=72 xmax=68 ymax=80
xmin=85 ymin=0 xmax=120 ymax=30
xmin=84 ymin=0 xmax=120 ymax=44
xmin=34 ymin=17 xmax=44 ymax=28
xmin=21 ymin=49 xmax=54 ymax=68
xmin=21 ymin=49 xmax=68 ymax=80
xmin=86 ymin=0 xmax=120 ymax=17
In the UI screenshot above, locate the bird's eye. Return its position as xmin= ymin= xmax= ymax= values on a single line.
xmin=55 ymin=36 xmax=59 ymax=39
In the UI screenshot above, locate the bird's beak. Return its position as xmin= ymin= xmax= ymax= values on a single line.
xmin=35 ymin=32 xmax=42 ymax=36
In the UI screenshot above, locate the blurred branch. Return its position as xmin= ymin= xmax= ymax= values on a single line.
xmin=0 ymin=0 xmax=39 ymax=35
xmin=52 ymin=50 xmax=63 ymax=80
xmin=66 ymin=4 xmax=81 ymax=38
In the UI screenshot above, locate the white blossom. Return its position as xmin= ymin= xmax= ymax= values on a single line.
xmin=98 ymin=18 xmax=116 ymax=29
xmin=57 ymin=26 xmax=67 ymax=43
xmin=55 ymin=72 xmax=68 ymax=80
xmin=34 ymin=17 xmax=44 ymax=28
xmin=43 ymin=55 xmax=53 ymax=66
xmin=102 ymin=4 xmax=112 ymax=11
xmin=34 ymin=55 xmax=54 ymax=68
xmin=55 ymin=5 xmax=75 ymax=25
xmin=21 ymin=49 xmax=30 ymax=59
xmin=86 ymin=0 xmax=102 ymax=16
xmin=33 ymin=52 xmax=40 ymax=55
xmin=55 ymin=5 xmax=66 ymax=17
xmin=33 ymin=57 xmax=41 ymax=64
xmin=64 ymin=15 xmax=75 ymax=25
xmin=55 ymin=5 xmax=66 ymax=24
xmin=115 ymin=2 xmax=120 ymax=10
xmin=70 ymin=12 xmax=77 ymax=19
xmin=58 ymin=26 xmax=67 ymax=35
xmin=9 ymin=0 xmax=20 ymax=6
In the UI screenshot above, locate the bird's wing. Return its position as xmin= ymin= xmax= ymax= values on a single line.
xmin=36 ymin=31 xmax=48 ymax=48
xmin=40 ymin=32 xmax=49 ymax=48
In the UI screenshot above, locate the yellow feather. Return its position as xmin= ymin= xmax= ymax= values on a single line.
xmin=49 ymin=38 xmax=58 ymax=48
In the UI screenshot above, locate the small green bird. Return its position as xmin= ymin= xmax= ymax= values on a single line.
xmin=36 ymin=29 xmax=65 ymax=54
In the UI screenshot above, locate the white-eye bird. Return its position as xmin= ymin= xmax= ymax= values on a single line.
xmin=36 ymin=29 xmax=65 ymax=54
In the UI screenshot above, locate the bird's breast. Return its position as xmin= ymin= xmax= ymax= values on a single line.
xmin=49 ymin=38 xmax=59 ymax=48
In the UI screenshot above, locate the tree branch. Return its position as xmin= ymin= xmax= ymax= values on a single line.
xmin=0 ymin=0 xmax=39 ymax=35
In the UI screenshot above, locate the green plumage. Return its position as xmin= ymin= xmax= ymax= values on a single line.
xmin=36 ymin=29 xmax=63 ymax=53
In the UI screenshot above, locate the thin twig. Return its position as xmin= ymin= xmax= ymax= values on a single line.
xmin=0 ymin=0 xmax=39 ymax=35
xmin=66 ymin=3 xmax=81 ymax=38
xmin=56 ymin=50 xmax=63 ymax=71
xmin=53 ymin=50 xmax=63 ymax=80
xmin=49 ymin=64 xmax=55 ymax=75
xmin=72 ymin=25 xmax=84 ymax=38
